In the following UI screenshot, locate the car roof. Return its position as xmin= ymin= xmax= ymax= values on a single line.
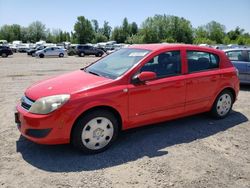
xmin=223 ymin=48 xmax=250 ymax=52
xmin=128 ymin=43 xmax=220 ymax=52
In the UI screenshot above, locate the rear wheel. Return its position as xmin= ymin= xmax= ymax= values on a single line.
xmin=59 ymin=53 xmax=64 ymax=58
xmin=72 ymin=110 xmax=119 ymax=154
xmin=79 ymin=52 xmax=85 ymax=57
xmin=39 ymin=54 xmax=44 ymax=58
xmin=2 ymin=53 xmax=8 ymax=58
xmin=210 ymin=90 xmax=233 ymax=119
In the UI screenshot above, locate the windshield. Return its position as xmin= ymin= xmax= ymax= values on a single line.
xmin=85 ymin=48 xmax=150 ymax=79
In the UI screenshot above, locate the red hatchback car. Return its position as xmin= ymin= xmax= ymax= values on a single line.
xmin=15 ymin=44 xmax=239 ymax=153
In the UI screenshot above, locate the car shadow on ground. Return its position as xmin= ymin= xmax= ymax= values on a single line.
xmin=16 ymin=110 xmax=248 ymax=172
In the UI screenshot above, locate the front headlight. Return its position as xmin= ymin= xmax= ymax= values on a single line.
xmin=29 ymin=94 xmax=70 ymax=114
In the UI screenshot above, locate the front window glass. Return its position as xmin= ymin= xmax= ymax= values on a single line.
xmin=140 ymin=51 xmax=181 ymax=78
xmin=85 ymin=48 xmax=150 ymax=79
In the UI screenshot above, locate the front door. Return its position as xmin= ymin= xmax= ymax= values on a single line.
xmin=128 ymin=50 xmax=186 ymax=127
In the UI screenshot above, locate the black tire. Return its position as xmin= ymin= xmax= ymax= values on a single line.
xmin=2 ymin=53 xmax=8 ymax=58
xmin=210 ymin=90 xmax=233 ymax=119
xmin=71 ymin=110 xmax=119 ymax=154
xmin=59 ymin=53 xmax=64 ymax=58
xmin=39 ymin=54 xmax=44 ymax=58
xmin=95 ymin=52 xmax=103 ymax=57
xmin=79 ymin=52 xmax=85 ymax=57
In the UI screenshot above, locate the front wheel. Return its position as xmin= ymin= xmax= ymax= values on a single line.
xmin=79 ymin=52 xmax=85 ymax=57
xmin=95 ymin=52 xmax=102 ymax=57
xmin=59 ymin=53 xmax=64 ymax=58
xmin=71 ymin=110 xmax=119 ymax=154
xmin=210 ymin=90 xmax=233 ymax=119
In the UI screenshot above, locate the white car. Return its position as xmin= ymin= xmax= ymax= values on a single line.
xmin=35 ymin=47 xmax=66 ymax=58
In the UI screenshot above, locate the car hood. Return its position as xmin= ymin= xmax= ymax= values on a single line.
xmin=25 ymin=70 xmax=113 ymax=100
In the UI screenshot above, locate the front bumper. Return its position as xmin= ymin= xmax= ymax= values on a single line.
xmin=15 ymin=104 xmax=72 ymax=144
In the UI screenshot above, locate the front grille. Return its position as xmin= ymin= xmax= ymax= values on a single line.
xmin=21 ymin=96 xmax=34 ymax=110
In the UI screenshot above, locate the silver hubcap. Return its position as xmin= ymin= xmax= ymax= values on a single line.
xmin=216 ymin=93 xmax=232 ymax=116
xmin=81 ymin=117 xmax=114 ymax=150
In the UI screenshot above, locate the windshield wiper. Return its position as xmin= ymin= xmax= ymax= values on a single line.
xmin=89 ymin=71 xmax=100 ymax=76
xmin=84 ymin=69 xmax=100 ymax=76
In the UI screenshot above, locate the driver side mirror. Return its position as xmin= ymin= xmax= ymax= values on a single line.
xmin=132 ymin=71 xmax=157 ymax=84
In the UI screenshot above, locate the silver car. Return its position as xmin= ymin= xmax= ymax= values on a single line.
xmin=36 ymin=47 xmax=66 ymax=58
xmin=224 ymin=48 xmax=250 ymax=84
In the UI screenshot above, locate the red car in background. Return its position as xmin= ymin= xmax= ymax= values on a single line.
xmin=15 ymin=44 xmax=239 ymax=153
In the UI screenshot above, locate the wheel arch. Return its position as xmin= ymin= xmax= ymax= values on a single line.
xmin=70 ymin=105 xmax=123 ymax=142
xmin=212 ymin=86 xmax=236 ymax=108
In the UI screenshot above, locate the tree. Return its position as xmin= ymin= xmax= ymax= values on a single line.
xmin=111 ymin=27 xmax=126 ymax=43
xmin=205 ymin=21 xmax=225 ymax=44
xmin=91 ymin=19 xmax=99 ymax=33
xmin=102 ymin=21 xmax=112 ymax=39
xmin=140 ymin=15 xmax=193 ymax=43
xmin=195 ymin=26 xmax=209 ymax=38
xmin=0 ymin=24 xmax=21 ymax=42
xmin=111 ymin=18 xmax=139 ymax=43
xmin=74 ymin=16 xmax=95 ymax=44
xmin=227 ymin=27 xmax=244 ymax=41
xmin=130 ymin=22 xmax=138 ymax=35
xmin=27 ymin=21 xmax=46 ymax=42
xmin=92 ymin=33 xmax=108 ymax=43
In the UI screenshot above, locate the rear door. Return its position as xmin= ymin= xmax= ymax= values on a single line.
xmin=225 ymin=50 xmax=247 ymax=82
xmin=185 ymin=50 xmax=220 ymax=112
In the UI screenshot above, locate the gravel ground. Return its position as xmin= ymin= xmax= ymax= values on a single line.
xmin=0 ymin=53 xmax=249 ymax=188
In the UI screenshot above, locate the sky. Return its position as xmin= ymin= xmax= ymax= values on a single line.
xmin=0 ymin=0 xmax=250 ymax=33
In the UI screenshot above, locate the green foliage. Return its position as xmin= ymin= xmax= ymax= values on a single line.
xmin=27 ymin=21 xmax=46 ymax=42
xmin=74 ymin=16 xmax=95 ymax=44
xmin=1 ymin=15 xmax=250 ymax=46
xmin=140 ymin=15 xmax=193 ymax=44
xmin=193 ymin=37 xmax=216 ymax=45
xmin=92 ymin=33 xmax=108 ymax=43
xmin=111 ymin=18 xmax=139 ymax=43
xmin=102 ymin=21 xmax=112 ymax=39
xmin=0 ymin=24 xmax=21 ymax=42
xmin=126 ymin=34 xmax=144 ymax=44
xmin=91 ymin=19 xmax=99 ymax=33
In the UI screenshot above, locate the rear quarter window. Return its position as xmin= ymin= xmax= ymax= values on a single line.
xmin=187 ymin=51 xmax=219 ymax=73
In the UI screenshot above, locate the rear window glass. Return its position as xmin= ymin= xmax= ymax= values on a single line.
xmin=187 ymin=51 xmax=219 ymax=73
